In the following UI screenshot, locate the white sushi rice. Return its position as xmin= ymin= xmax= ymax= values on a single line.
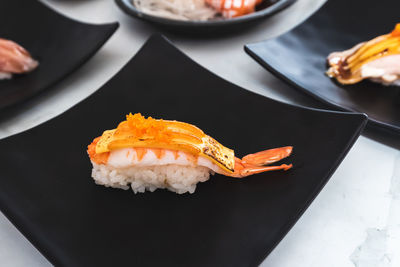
xmin=91 ymin=162 xmax=212 ymax=194
xmin=90 ymin=148 xmax=225 ymax=194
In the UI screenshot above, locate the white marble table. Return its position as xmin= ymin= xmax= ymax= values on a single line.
xmin=0 ymin=0 xmax=399 ymax=266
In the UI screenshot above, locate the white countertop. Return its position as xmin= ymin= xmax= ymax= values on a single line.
xmin=0 ymin=0 xmax=399 ymax=266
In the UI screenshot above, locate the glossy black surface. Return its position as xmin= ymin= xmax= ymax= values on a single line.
xmin=115 ymin=0 xmax=296 ymax=31
xmin=245 ymin=0 xmax=400 ymax=134
xmin=0 ymin=0 xmax=118 ymax=110
xmin=0 ymin=35 xmax=366 ymax=266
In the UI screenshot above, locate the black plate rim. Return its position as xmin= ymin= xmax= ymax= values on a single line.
xmin=244 ymin=44 xmax=400 ymax=134
xmin=0 ymin=0 xmax=119 ymax=111
xmin=0 ymin=34 xmax=368 ymax=266
xmin=1 ymin=34 xmax=368 ymax=141
xmin=115 ymin=0 xmax=296 ymax=28
xmin=38 ymin=0 xmax=120 ymax=30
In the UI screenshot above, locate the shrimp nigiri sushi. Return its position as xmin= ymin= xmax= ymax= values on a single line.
xmin=0 ymin=38 xmax=38 ymax=80
xmin=87 ymin=113 xmax=293 ymax=194
xmin=327 ymin=23 xmax=400 ymax=86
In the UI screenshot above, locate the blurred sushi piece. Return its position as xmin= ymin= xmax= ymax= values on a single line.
xmin=327 ymin=24 xmax=400 ymax=86
xmin=0 ymin=38 xmax=38 ymax=80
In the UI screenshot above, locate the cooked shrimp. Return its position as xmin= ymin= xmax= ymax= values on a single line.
xmin=88 ymin=139 xmax=292 ymax=178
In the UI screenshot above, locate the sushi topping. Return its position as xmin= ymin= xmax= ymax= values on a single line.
xmin=94 ymin=113 xmax=236 ymax=172
xmin=91 ymin=113 xmax=293 ymax=176
xmin=326 ymin=23 xmax=400 ymax=85
xmin=0 ymin=38 xmax=38 ymax=79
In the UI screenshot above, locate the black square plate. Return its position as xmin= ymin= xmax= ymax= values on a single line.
xmin=0 ymin=35 xmax=366 ymax=266
xmin=245 ymin=0 xmax=400 ymax=134
xmin=0 ymin=0 xmax=118 ymax=110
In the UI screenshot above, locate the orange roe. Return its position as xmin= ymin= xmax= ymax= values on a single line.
xmin=114 ymin=113 xmax=173 ymax=143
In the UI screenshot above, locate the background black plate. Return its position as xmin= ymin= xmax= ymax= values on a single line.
xmin=0 ymin=0 xmax=118 ymax=110
xmin=115 ymin=0 xmax=296 ymax=32
xmin=245 ymin=0 xmax=400 ymax=134
xmin=0 ymin=35 xmax=366 ymax=266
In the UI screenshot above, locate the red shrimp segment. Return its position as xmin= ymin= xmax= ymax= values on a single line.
xmin=206 ymin=0 xmax=263 ymax=18
xmin=242 ymin=146 xmax=293 ymax=166
xmin=227 ymin=146 xmax=293 ymax=178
